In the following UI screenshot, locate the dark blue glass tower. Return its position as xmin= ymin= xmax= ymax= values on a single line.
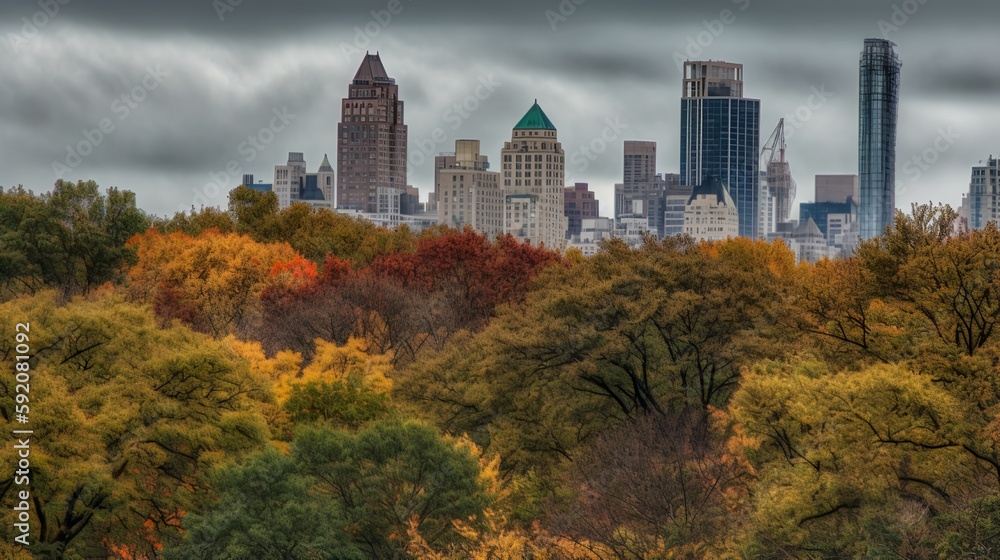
xmin=858 ymin=39 xmax=901 ymax=240
xmin=680 ymin=61 xmax=761 ymax=239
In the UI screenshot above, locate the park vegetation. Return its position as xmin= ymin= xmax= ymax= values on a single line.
xmin=2 ymin=182 xmax=1000 ymax=558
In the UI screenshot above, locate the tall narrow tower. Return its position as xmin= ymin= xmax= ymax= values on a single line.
xmin=680 ymin=60 xmax=761 ymax=239
xmin=337 ymin=52 xmax=407 ymax=212
xmin=501 ymin=101 xmax=567 ymax=248
xmin=858 ymin=39 xmax=901 ymax=240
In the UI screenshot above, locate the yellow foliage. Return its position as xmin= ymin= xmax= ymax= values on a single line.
xmin=302 ymin=337 xmax=393 ymax=393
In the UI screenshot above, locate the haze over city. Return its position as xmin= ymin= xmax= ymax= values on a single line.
xmin=1 ymin=0 xmax=996 ymax=217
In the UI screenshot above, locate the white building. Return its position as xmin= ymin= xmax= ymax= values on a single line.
xmin=273 ymin=152 xmax=335 ymax=210
xmin=684 ymin=176 xmax=740 ymax=242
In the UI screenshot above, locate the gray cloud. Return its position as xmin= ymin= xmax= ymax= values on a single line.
xmin=0 ymin=0 xmax=995 ymax=218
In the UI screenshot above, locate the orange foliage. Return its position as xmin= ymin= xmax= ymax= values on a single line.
xmin=125 ymin=228 xmax=302 ymax=336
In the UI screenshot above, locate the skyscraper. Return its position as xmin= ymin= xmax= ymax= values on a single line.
xmin=435 ymin=139 xmax=503 ymax=239
xmin=680 ymin=60 xmax=761 ymax=239
xmin=337 ymin=52 xmax=407 ymax=212
xmin=618 ymin=141 xmax=657 ymax=218
xmin=858 ymin=39 xmax=901 ymax=240
xmin=501 ymin=101 xmax=567 ymax=248
xmin=565 ymin=182 xmax=599 ymax=239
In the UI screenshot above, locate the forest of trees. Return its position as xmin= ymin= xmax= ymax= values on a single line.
xmin=3 ymin=181 xmax=1000 ymax=558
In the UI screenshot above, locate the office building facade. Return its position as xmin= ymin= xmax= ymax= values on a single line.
xmin=337 ymin=52 xmax=407 ymax=212
xmin=680 ymin=60 xmax=761 ymax=239
xmin=435 ymin=139 xmax=503 ymax=238
xmin=858 ymin=39 xmax=901 ymax=240
xmin=501 ymin=101 xmax=567 ymax=248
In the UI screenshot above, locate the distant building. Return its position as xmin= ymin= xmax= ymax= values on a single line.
xmin=565 ymin=183 xmax=599 ymax=239
xmin=969 ymin=156 xmax=999 ymax=229
xmin=240 ymin=174 xmax=273 ymax=194
xmin=800 ymin=198 xmax=857 ymax=239
xmin=617 ymin=141 xmax=657 ymax=219
xmin=435 ymin=140 xmax=502 ymax=238
xmin=337 ymin=52 xmax=407 ymax=212
xmin=858 ymin=39 xmax=901 ymax=240
xmin=759 ymin=178 xmax=775 ymax=236
xmin=568 ymin=216 xmax=614 ymax=257
xmin=684 ymin=175 xmax=739 ymax=242
xmin=826 ymin=209 xmax=859 ymax=257
xmin=614 ymin=216 xmax=653 ymax=248
xmin=579 ymin=217 xmax=614 ymax=243
xmin=501 ymin=101 xmax=567 ymax=249
xmin=800 ymin=196 xmax=859 ymax=258
xmin=958 ymin=193 xmax=971 ymax=233
xmin=681 ymin=60 xmax=761 ymax=239
xmin=816 ymin=174 xmax=859 ymax=204
xmin=272 ymin=152 xmax=335 ymax=210
xmin=663 ymin=187 xmax=692 ymax=238
xmin=615 ymin=158 xmax=686 ymax=239
xmin=770 ymin=219 xmax=836 ymax=263
xmin=336 ymin=206 xmax=438 ymax=234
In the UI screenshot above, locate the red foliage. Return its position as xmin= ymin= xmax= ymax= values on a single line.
xmin=257 ymin=230 xmax=562 ymax=360
xmin=153 ymin=283 xmax=200 ymax=326
xmin=269 ymin=255 xmax=319 ymax=284
xmin=370 ymin=229 xmax=561 ymax=327
xmin=320 ymin=254 xmax=354 ymax=286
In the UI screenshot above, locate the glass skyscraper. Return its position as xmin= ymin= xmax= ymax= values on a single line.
xmin=680 ymin=61 xmax=761 ymax=239
xmin=858 ymin=39 xmax=901 ymax=240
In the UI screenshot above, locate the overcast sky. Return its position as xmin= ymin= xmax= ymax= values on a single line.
xmin=1 ymin=0 xmax=996 ymax=218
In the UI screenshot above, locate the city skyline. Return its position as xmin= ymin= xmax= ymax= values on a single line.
xmin=0 ymin=1 xmax=996 ymax=219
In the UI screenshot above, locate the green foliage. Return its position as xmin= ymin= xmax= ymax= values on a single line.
xmin=165 ymin=447 xmax=362 ymax=560
xmin=284 ymin=377 xmax=392 ymax=429
xmin=175 ymin=420 xmax=490 ymax=559
xmin=0 ymin=181 xmax=150 ymax=300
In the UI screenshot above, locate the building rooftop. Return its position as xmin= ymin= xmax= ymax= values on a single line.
xmin=513 ymin=100 xmax=556 ymax=131
xmin=353 ymin=52 xmax=394 ymax=85
xmin=689 ymin=175 xmax=735 ymax=207
xmin=318 ymin=153 xmax=333 ymax=173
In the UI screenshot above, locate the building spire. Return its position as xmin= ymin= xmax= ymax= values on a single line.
xmin=319 ymin=153 xmax=333 ymax=172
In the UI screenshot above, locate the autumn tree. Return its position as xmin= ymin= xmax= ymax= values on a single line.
xmin=397 ymin=236 xmax=798 ymax=477
xmin=0 ymin=292 xmax=271 ymax=558
xmin=126 ymin=229 xmax=300 ymax=337
xmin=729 ymin=360 xmax=973 ymax=557
xmin=550 ymin=411 xmax=750 ymax=558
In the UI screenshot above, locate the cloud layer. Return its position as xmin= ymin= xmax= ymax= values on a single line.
xmin=1 ymin=0 xmax=995 ymax=217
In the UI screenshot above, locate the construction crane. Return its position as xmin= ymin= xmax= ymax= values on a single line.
xmin=761 ymin=118 xmax=787 ymax=169
xmin=760 ymin=119 xmax=797 ymax=225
